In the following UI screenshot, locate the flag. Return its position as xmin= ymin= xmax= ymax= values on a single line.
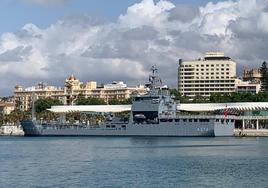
xmin=224 ymin=104 xmax=228 ymax=118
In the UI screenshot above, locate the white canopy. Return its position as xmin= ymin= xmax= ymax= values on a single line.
xmin=178 ymin=102 xmax=268 ymax=112
xmin=47 ymin=102 xmax=268 ymax=113
xmin=48 ymin=105 xmax=132 ymax=113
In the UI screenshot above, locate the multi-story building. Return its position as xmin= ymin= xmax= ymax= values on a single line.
xmin=14 ymin=75 xmax=145 ymax=111
xmin=243 ymin=68 xmax=261 ymax=84
xmin=14 ymin=82 xmax=64 ymax=111
xmin=0 ymin=102 xmax=15 ymax=115
xmin=178 ymin=52 xmax=237 ymax=98
xmin=236 ymin=80 xmax=261 ymax=94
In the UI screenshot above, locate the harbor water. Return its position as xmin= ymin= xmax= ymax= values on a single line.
xmin=0 ymin=136 xmax=268 ymax=187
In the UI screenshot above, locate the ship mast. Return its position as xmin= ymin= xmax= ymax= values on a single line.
xmin=31 ymin=93 xmax=37 ymax=121
xmin=149 ymin=65 xmax=162 ymax=94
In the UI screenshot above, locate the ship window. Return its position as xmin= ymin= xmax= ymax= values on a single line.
xmin=221 ymin=119 xmax=224 ymax=124
xmin=112 ymin=125 xmax=116 ymax=128
xmin=121 ymin=125 xmax=126 ymax=128
xmin=216 ymin=119 xmax=219 ymax=122
xmin=231 ymin=119 xmax=234 ymax=122
xmin=199 ymin=119 xmax=209 ymax=122
xmin=175 ymin=119 xmax=180 ymax=122
xmin=194 ymin=119 xmax=198 ymax=122
xmin=135 ymin=97 xmax=141 ymax=101
xmin=168 ymin=119 xmax=173 ymax=122
xmin=106 ymin=125 xmax=110 ymax=128
xmin=189 ymin=119 xmax=192 ymax=122
xmin=183 ymin=119 xmax=187 ymax=122
xmin=160 ymin=119 xmax=168 ymax=122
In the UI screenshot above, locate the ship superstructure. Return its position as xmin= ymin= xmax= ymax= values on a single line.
xmin=21 ymin=66 xmax=235 ymax=136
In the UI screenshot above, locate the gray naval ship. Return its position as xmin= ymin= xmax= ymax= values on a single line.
xmin=21 ymin=66 xmax=235 ymax=136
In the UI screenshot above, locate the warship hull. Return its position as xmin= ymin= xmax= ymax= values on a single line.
xmin=21 ymin=120 xmax=234 ymax=137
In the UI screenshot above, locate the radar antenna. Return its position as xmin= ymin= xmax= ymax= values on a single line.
xmin=151 ymin=65 xmax=157 ymax=77
xmin=149 ymin=65 xmax=162 ymax=91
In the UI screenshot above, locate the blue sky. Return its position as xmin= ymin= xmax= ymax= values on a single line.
xmin=0 ymin=0 xmax=220 ymax=34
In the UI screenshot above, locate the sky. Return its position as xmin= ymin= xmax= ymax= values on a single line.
xmin=0 ymin=0 xmax=268 ymax=96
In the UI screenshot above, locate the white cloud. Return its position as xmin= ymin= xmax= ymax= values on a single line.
xmin=1 ymin=0 xmax=268 ymax=95
xmin=119 ymin=0 xmax=175 ymax=29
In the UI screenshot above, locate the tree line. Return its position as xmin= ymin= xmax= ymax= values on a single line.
xmin=170 ymin=89 xmax=268 ymax=104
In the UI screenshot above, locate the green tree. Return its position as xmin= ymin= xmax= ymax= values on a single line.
xmin=76 ymin=95 xmax=106 ymax=105
xmin=108 ymin=98 xmax=132 ymax=105
xmin=35 ymin=98 xmax=62 ymax=113
xmin=0 ymin=113 xmax=4 ymax=126
xmin=108 ymin=99 xmax=121 ymax=105
xmin=170 ymin=88 xmax=189 ymax=103
xmin=260 ymin=61 xmax=268 ymax=91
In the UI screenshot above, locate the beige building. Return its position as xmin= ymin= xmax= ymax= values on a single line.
xmin=0 ymin=102 xmax=15 ymax=115
xmin=14 ymin=75 xmax=145 ymax=111
xmin=178 ymin=52 xmax=237 ymax=98
xmin=14 ymin=82 xmax=64 ymax=111
xmin=236 ymin=80 xmax=261 ymax=94
xmin=243 ymin=68 xmax=261 ymax=84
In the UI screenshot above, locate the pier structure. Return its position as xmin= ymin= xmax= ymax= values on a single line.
xmin=234 ymin=116 xmax=268 ymax=136
xmin=178 ymin=102 xmax=268 ymax=136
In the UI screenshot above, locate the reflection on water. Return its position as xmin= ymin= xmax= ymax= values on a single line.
xmin=0 ymin=136 xmax=267 ymax=187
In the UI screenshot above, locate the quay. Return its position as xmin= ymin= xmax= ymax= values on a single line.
xmin=234 ymin=129 xmax=268 ymax=136
xmin=234 ymin=116 xmax=268 ymax=136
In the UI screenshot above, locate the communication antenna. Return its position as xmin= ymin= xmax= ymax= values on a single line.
xmin=31 ymin=93 xmax=37 ymax=121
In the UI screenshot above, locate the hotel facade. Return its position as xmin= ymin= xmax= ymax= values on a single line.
xmin=14 ymin=75 xmax=145 ymax=111
xmin=178 ymin=52 xmax=260 ymax=98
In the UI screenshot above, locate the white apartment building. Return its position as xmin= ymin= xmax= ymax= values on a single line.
xmin=178 ymin=52 xmax=237 ymax=98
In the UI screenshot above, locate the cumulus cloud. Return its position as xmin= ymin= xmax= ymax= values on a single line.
xmin=1 ymin=0 xmax=268 ymax=95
